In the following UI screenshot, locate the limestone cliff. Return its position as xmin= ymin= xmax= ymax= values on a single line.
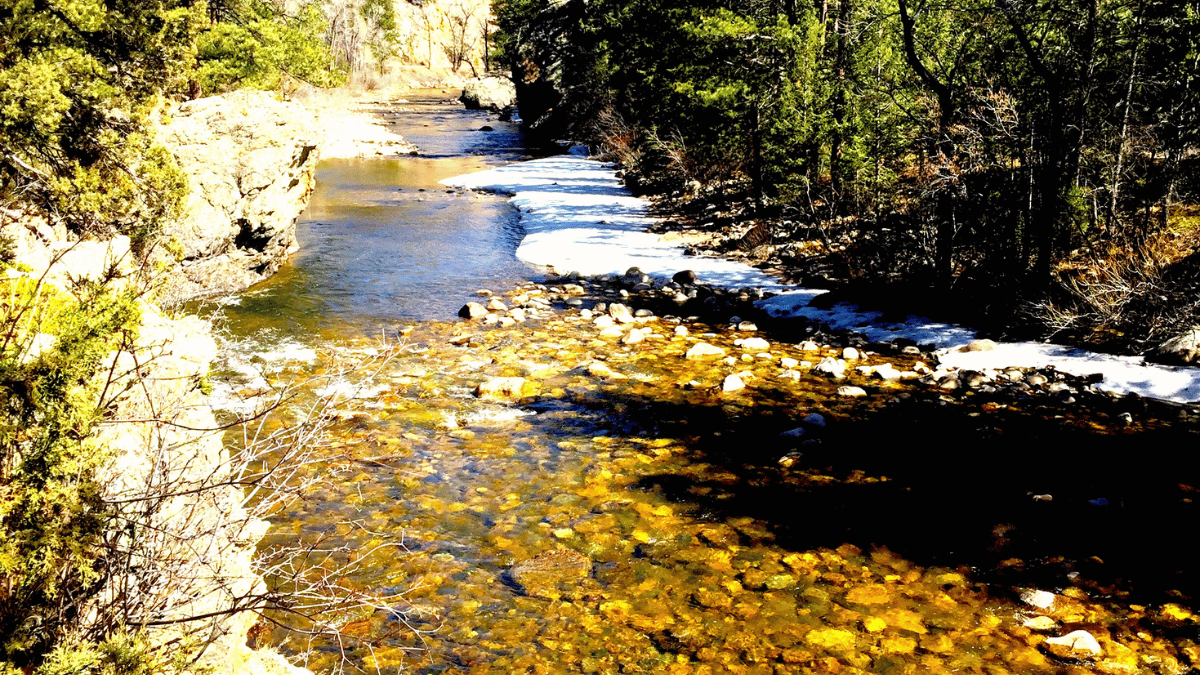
xmin=154 ymin=90 xmax=319 ymax=303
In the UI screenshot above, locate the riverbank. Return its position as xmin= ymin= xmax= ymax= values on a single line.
xmin=443 ymin=154 xmax=1200 ymax=403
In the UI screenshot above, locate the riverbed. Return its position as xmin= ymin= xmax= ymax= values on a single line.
xmin=214 ymin=94 xmax=1200 ymax=675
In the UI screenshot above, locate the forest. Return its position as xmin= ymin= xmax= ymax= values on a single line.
xmin=494 ymin=0 xmax=1200 ymax=354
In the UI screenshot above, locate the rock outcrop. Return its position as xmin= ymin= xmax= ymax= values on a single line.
xmin=155 ymin=90 xmax=321 ymax=303
xmin=460 ymin=75 xmax=517 ymax=112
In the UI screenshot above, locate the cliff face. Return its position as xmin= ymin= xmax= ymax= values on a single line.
xmin=155 ymin=90 xmax=322 ymax=304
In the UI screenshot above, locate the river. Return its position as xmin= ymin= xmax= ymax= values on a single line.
xmin=212 ymin=94 xmax=1200 ymax=675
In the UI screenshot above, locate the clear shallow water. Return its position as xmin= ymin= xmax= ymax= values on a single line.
xmin=211 ymin=95 xmax=542 ymax=342
xmin=207 ymin=95 xmax=1200 ymax=675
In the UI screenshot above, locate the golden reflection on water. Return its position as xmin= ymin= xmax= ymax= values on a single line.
xmin=240 ymin=296 xmax=1200 ymax=675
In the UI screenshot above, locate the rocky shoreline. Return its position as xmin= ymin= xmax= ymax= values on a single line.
xmin=455 ymin=268 xmax=1200 ymax=423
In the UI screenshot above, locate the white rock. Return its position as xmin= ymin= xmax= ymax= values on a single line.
xmin=740 ymin=337 xmax=770 ymax=351
xmin=836 ymin=386 xmax=867 ymax=398
xmin=780 ymin=357 xmax=799 ymax=369
xmin=621 ymin=329 xmax=645 ymax=345
xmin=1018 ymin=588 xmax=1056 ymax=609
xmin=674 ymin=325 xmax=689 ymax=337
xmin=722 ymin=374 xmax=745 ymax=392
xmin=813 ymin=356 xmax=846 ymax=379
xmin=599 ymin=325 xmax=625 ymax=339
xmin=593 ymin=315 xmax=615 ymax=329
xmin=1044 ymin=630 xmax=1102 ymax=656
xmin=609 ymin=303 xmax=634 ymax=324
xmin=842 ymin=347 xmax=861 ymax=360
xmin=685 ymin=342 xmax=726 ymax=359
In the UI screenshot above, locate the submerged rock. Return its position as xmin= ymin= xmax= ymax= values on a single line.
xmin=475 ymin=377 xmax=532 ymax=399
xmin=509 ymin=549 xmax=591 ymax=598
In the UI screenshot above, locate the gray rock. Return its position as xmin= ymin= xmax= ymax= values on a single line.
xmin=739 ymin=337 xmax=770 ymax=351
xmin=871 ymin=365 xmax=903 ymax=381
xmin=460 ymin=76 xmax=517 ymax=112
xmin=803 ymin=413 xmax=827 ymax=427
xmin=1043 ymin=630 xmax=1102 ymax=657
xmin=672 ymin=270 xmax=697 ymax=286
xmin=1150 ymin=325 xmax=1200 ymax=365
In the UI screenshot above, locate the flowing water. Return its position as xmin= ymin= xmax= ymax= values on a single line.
xmin=213 ymin=95 xmax=1200 ymax=675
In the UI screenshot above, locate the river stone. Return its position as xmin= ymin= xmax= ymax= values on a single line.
xmin=594 ymin=315 xmax=615 ymax=329
xmin=1044 ymin=630 xmax=1102 ymax=657
xmin=799 ymin=340 xmax=821 ymax=352
xmin=509 ymin=308 xmax=526 ymax=322
xmin=780 ymin=357 xmax=799 ymax=369
xmin=837 ymin=386 xmax=867 ymax=398
xmin=1019 ymin=588 xmax=1056 ymax=609
xmin=475 ymin=377 xmax=530 ymax=399
xmin=459 ymin=302 xmax=487 ymax=319
xmin=842 ymin=347 xmax=861 ymax=360
xmin=487 ymin=297 xmax=508 ymax=312
xmin=737 ymin=321 xmax=758 ymax=332
xmin=740 ymin=337 xmax=770 ymax=351
xmin=1150 ymin=325 xmax=1200 ymax=365
xmin=460 ymin=76 xmax=517 ymax=112
xmin=963 ymin=339 xmax=998 ymax=352
xmin=609 ymin=303 xmax=634 ymax=324
xmin=622 ymin=267 xmax=647 ymax=286
xmin=722 ymin=374 xmax=746 ymax=392
xmin=872 ymin=364 xmax=903 ymax=381
xmin=674 ymin=325 xmax=689 ymax=337
xmin=509 ymin=549 xmax=591 ymax=598
xmin=813 ymin=357 xmax=846 ymax=378
xmin=1026 ymin=373 xmax=1048 ymax=386
xmin=634 ymin=308 xmax=655 ymax=318
xmin=599 ymin=325 xmax=625 ymax=339
xmin=686 ymin=343 xmax=726 ymax=359
xmin=621 ymin=329 xmax=645 ymax=345
xmin=803 ymin=413 xmax=827 ymax=427
xmin=1022 ymin=616 xmax=1057 ymax=631
xmin=672 ymin=270 xmax=697 ymax=286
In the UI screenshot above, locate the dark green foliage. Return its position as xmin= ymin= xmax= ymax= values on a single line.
xmin=495 ymin=0 xmax=1200 ymax=301
xmin=0 ymin=0 xmax=199 ymax=249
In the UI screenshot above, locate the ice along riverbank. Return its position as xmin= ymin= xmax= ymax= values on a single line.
xmin=443 ymin=154 xmax=1200 ymax=403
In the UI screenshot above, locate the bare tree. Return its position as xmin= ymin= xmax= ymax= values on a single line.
xmin=442 ymin=0 xmax=478 ymax=73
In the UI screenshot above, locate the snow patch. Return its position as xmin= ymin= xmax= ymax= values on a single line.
xmin=444 ymin=155 xmax=1200 ymax=403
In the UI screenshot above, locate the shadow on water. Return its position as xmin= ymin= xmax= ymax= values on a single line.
xmin=523 ymin=370 xmax=1200 ymax=607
